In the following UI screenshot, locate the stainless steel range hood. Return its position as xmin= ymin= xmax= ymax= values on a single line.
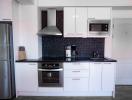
xmin=38 ymin=9 xmax=62 ymax=36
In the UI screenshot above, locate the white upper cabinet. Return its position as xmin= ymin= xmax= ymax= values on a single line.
xmin=64 ymin=7 xmax=111 ymax=38
xmin=15 ymin=63 xmax=38 ymax=92
xmin=88 ymin=7 xmax=111 ymax=20
xmin=102 ymin=62 xmax=115 ymax=91
xmin=0 ymin=0 xmax=12 ymax=21
xmin=16 ymin=0 xmax=34 ymax=5
xmin=64 ymin=7 xmax=87 ymax=37
xmin=64 ymin=7 xmax=76 ymax=36
xmin=75 ymin=7 xmax=87 ymax=37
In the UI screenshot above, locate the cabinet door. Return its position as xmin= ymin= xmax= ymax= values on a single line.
xmin=102 ymin=62 xmax=115 ymax=91
xmin=88 ymin=7 xmax=111 ymax=20
xmin=89 ymin=62 xmax=102 ymax=91
xmin=15 ymin=63 xmax=38 ymax=92
xmin=64 ymin=62 xmax=89 ymax=70
xmin=64 ymin=69 xmax=89 ymax=77
xmin=64 ymin=77 xmax=89 ymax=91
xmin=76 ymin=7 xmax=87 ymax=37
xmin=0 ymin=0 xmax=12 ymax=21
xmin=64 ymin=7 xmax=76 ymax=37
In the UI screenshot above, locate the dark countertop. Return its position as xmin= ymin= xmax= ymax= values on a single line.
xmin=16 ymin=57 xmax=117 ymax=63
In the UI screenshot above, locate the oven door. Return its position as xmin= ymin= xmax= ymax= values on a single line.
xmin=38 ymin=69 xmax=63 ymax=87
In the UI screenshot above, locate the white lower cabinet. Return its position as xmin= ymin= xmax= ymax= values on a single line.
xmin=89 ymin=62 xmax=102 ymax=91
xmin=64 ymin=62 xmax=89 ymax=92
xmin=15 ymin=63 xmax=38 ymax=92
xmin=102 ymin=62 xmax=115 ymax=91
xmin=89 ymin=62 xmax=115 ymax=92
xmin=15 ymin=62 xmax=115 ymax=96
xmin=64 ymin=7 xmax=87 ymax=37
xmin=64 ymin=77 xmax=89 ymax=91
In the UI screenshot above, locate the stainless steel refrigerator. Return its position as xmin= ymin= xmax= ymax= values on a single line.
xmin=0 ymin=22 xmax=15 ymax=99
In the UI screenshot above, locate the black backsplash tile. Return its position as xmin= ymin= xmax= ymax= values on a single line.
xmin=42 ymin=36 xmax=104 ymax=58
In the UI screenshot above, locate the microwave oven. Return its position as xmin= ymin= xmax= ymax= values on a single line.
xmin=88 ymin=20 xmax=110 ymax=34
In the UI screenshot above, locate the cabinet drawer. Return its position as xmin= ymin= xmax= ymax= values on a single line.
xmin=64 ymin=77 xmax=89 ymax=91
xmin=64 ymin=69 xmax=89 ymax=77
xmin=63 ymin=62 xmax=89 ymax=70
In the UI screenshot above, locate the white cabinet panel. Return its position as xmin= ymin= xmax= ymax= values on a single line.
xmin=89 ymin=62 xmax=102 ymax=91
xmin=88 ymin=7 xmax=111 ymax=20
xmin=15 ymin=63 xmax=38 ymax=92
xmin=64 ymin=7 xmax=87 ymax=37
xmin=64 ymin=69 xmax=89 ymax=77
xmin=64 ymin=77 xmax=89 ymax=91
xmin=64 ymin=7 xmax=76 ymax=37
xmin=0 ymin=0 xmax=12 ymax=21
xmin=64 ymin=62 xmax=89 ymax=70
xmin=76 ymin=7 xmax=87 ymax=37
xmin=64 ymin=62 xmax=89 ymax=92
xmin=89 ymin=62 xmax=115 ymax=92
xmin=102 ymin=62 xmax=115 ymax=91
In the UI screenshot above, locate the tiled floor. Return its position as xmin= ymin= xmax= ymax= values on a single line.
xmin=13 ymin=86 xmax=132 ymax=100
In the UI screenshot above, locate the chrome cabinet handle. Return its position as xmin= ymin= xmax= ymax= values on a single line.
xmin=72 ymin=63 xmax=80 ymax=65
xmin=88 ymin=18 xmax=96 ymax=20
xmin=29 ymin=63 xmax=37 ymax=65
xmin=72 ymin=78 xmax=80 ymax=80
xmin=2 ymin=19 xmax=11 ymax=21
xmin=104 ymin=62 xmax=111 ymax=64
xmin=72 ymin=71 xmax=80 ymax=73
xmin=94 ymin=62 xmax=101 ymax=64
xmin=38 ymin=68 xmax=63 ymax=71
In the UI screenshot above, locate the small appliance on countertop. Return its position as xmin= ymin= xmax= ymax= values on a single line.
xmin=92 ymin=50 xmax=100 ymax=58
xmin=65 ymin=45 xmax=78 ymax=58
xmin=65 ymin=45 xmax=71 ymax=58
xmin=18 ymin=46 xmax=27 ymax=60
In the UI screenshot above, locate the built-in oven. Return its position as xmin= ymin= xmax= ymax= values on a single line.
xmin=38 ymin=62 xmax=63 ymax=87
xmin=88 ymin=20 xmax=111 ymax=34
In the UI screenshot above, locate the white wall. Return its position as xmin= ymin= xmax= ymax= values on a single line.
xmin=19 ymin=4 xmax=39 ymax=59
xmin=12 ymin=0 xmax=20 ymax=60
xmin=13 ymin=0 xmax=40 ymax=59
xmin=38 ymin=0 xmax=132 ymax=7
xmin=113 ymin=10 xmax=132 ymax=18
xmin=112 ymin=18 xmax=132 ymax=85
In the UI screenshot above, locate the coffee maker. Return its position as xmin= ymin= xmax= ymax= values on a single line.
xmin=65 ymin=45 xmax=77 ymax=58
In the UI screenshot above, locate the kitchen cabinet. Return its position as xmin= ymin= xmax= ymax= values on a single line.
xmin=64 ymin=62 xmax=89 ymax=70
xmin=64 ymin=7 xmax=111 ymax=38
xmin=102 ymin=62 xmax=115 ymax=91
xmin=89 ymin=62 xmax=102 ymax=91
xmin=0 ymin=0 xmax=12 ymax=21
xmin=87 ymin=7 xmax=112 ymax=37
xmin=15 ymin=61 xmax=116 ymax=96
xmin=87 ymin=7 xmax=111 ymax=20
xmin=15 ymin=63 xmax=38 ymax=92
xmin=64 ymin=77 xmax=89 ymax=92
xmin=16 ymin=0 xmax=34 ymax=5
xmin=64 ymin=62 xmax=89 ymax=92
xmin=64 ymin=7 xmax=75 ymax=36
xmin=64 ymin=7 xmax=87 ymax=37
xmin=75 ymin=8 xmax=87 ymax=36
xmin=89 ymin=62 xmax=115 ymax=92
